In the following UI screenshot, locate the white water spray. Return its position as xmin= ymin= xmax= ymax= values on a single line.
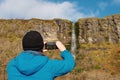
xmin=71 ymin=23 xmax=76 ymax=58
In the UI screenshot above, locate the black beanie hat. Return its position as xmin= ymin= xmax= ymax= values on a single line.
xmin=22 ymin=31 xmax=44 ymax=51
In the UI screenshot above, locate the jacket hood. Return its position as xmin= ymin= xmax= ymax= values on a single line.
xmin=14 ymin=51 xmax=48 ymax=76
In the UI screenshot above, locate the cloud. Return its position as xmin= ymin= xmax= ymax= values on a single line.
xmin=98 ymin=2 xmax=108 ymax=10
xmin=0 ymin=0 xmax=96 ymax=21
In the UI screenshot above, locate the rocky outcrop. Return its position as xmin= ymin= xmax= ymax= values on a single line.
xmin=0 ymin=18 xmax=72 ymax=44
xmin=0 ymin=14 xmax=120 ymax=45
xmin=76 ymin=14 xmax=120 ymax=44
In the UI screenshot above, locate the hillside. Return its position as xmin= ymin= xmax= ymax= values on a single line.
xmin=76 ymin=14 xmax=120 ymax=44
xmin=0 ymin=14 xmax=120 ymax=80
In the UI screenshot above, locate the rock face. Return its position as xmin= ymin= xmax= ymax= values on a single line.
xmin=0 ymin=18 xmax=72 ymax=44
xmin=0 ymin=14 xmax=120 ymax=45
xmin=76 ymin=14 xmax=120 ymax=44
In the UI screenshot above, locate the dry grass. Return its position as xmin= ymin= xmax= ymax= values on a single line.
xmin=45 ymin=43 xmax=120 ymax=80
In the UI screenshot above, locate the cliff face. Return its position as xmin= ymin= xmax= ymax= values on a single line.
xmin=0 ymin=14 xmax=120 ymax=46
xmin=0 ymin=18 xmax=72 ymax=43
xmin=77 ymin=14 xmax=120 ymax=44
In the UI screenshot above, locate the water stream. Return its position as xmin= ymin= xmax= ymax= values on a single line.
xmin=71 ymin=23 xmax=76 ymax=58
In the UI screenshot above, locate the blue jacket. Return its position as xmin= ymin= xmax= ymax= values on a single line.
xmin=6 ymin=50 xmax=75 ymax=80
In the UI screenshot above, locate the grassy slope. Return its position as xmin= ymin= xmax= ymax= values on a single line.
xmin=56 ymin=43 xmax=120 ymax=80
xmin=0 ymin=37 xmax=120 ymax=80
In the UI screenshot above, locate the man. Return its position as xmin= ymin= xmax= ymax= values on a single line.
xmin=6 ymin=31 xmax=75 ymax=80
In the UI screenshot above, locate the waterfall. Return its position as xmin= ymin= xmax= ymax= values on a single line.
xmin=71 ymin=23 xmax=76 ymax=58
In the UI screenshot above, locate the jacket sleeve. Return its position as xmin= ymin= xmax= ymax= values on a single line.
xmin=49 ymin=50 xmax=75 ymax=77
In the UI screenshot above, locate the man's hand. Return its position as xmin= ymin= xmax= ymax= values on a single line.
xmin=56 ymin=41 xmax=66 ymax=52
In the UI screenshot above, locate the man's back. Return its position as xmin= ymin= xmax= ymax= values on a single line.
xmin=7 ymin=50 xmax=75 ymax=80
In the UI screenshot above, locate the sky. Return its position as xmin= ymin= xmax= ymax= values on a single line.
xmin=0 ymin=0 xmax=120 ymax=21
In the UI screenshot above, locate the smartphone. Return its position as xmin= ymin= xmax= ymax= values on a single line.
xmin=45 ymin=42 xmax=58 ymax=50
